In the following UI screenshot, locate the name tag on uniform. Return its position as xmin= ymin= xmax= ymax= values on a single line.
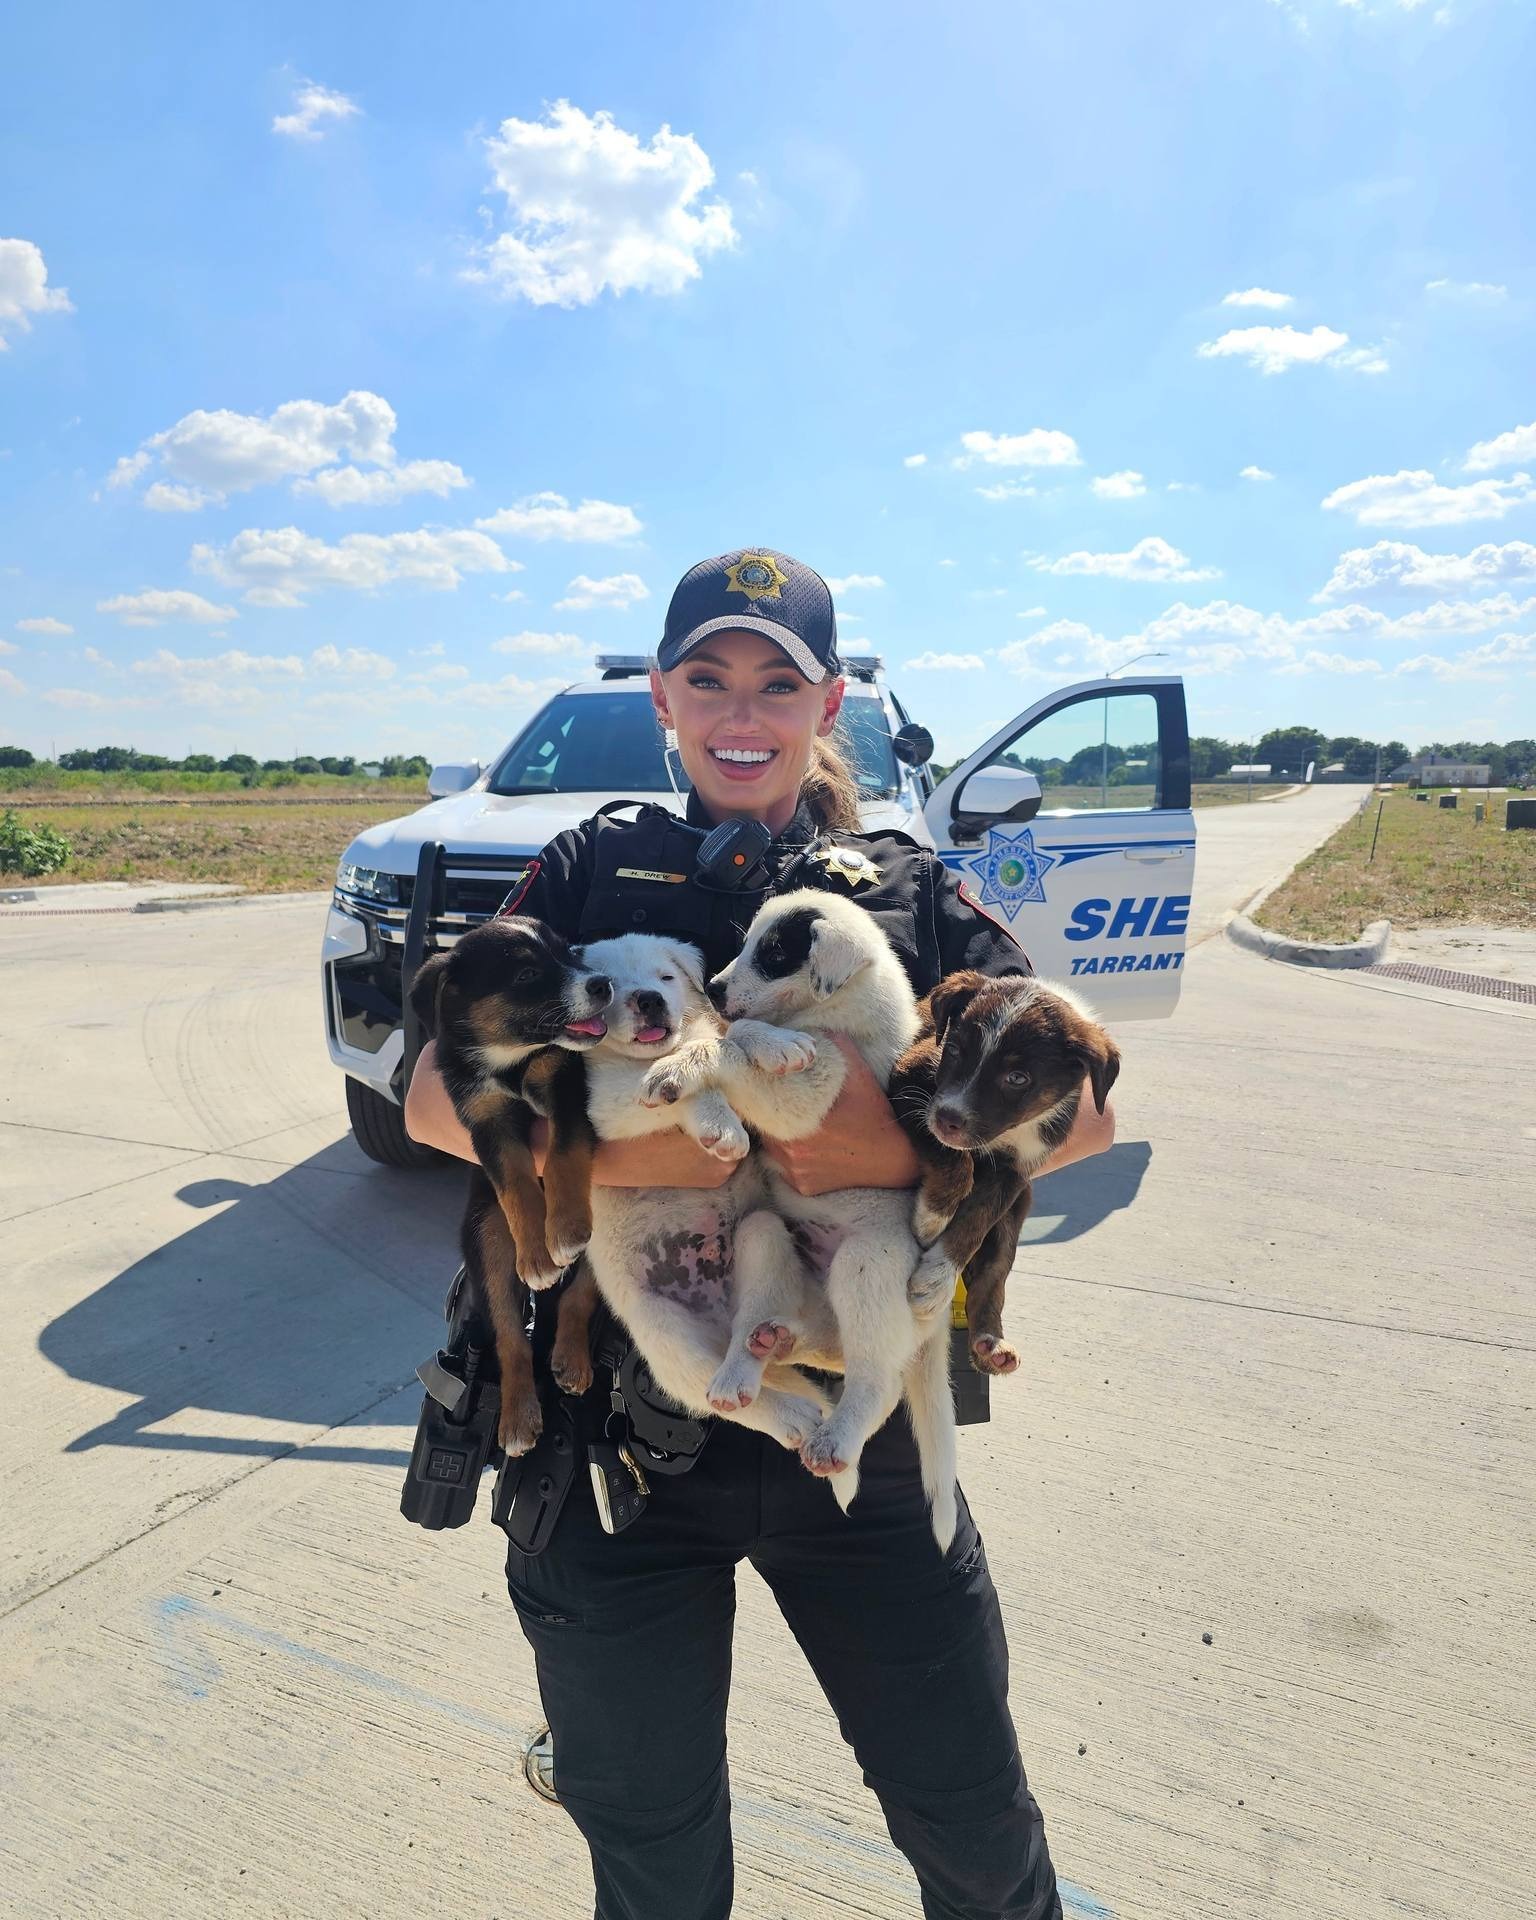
xmin=615 ymin=867 xmax=688 ymax=884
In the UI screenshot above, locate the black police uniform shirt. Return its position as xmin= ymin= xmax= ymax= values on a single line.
xmin=500 ymin=790 xmax=1034 ymax=994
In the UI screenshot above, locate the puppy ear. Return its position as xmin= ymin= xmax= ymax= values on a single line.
xmin=927 ymin=970 xmax=989 ymax=1043
xmin=408 ymin=951 xmax=452 ymax=1037
xmin=664 ymin=941 xmax=707 ymax=997
xmin=809 ymin=917 xmax=869 ymax=998
xmin=1075 ymin=1027 xmax=1121 ymax=1115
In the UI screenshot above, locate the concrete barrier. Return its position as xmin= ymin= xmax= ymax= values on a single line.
xmin=1226 ymin=913 xmax=1391 ymax=970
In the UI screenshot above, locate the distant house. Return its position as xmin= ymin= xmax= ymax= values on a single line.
xmin=1387 ymin=753 xmax=1491 ymax=787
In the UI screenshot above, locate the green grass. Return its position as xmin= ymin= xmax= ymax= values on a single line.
xmin=0 ymin=767 xmax=426 ymax=801
xmin=1256 ymin=790 xmax=1535 ymax=941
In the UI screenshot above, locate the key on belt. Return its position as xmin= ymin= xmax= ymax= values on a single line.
xmin=588 ymin=1381 xmax=649 ymax=1535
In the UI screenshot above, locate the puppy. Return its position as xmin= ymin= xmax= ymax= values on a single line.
xmin=641 ymin=889 xmax=961 ymax=1547
xmin=890 ymin=972 xmax=1120 ymax=1376
xmin=576 ymin=933 xmax=837 ymax=1455
xmin=407 ymin=915 xmax=613 ymax=1454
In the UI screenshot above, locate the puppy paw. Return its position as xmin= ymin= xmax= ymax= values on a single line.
xmin=747 ymin=1320 xmax=799 ymax=1361
xmin=544 ymin=1226 xmax=590 ymax=1269
xmin=697 ymin=1116 xmax=750 ymax=1162
xmin=498 ymin=1391 xmax=544 ymax=1458
xmin=550 ymin=1344 xmax=593 ymax=1398
xmin=639 ymin=1063 xmax=686 ymax=1109
xmin=736 ymin=1025 xmax=818 ymax=1077
xmin=707 ymin=1355 xmax=762 ymax=1413
xmin=517 ymin=1246 xmax=565 ymax=1291
xmin=771 ymin=1393 xmax=824 ymax=1451
xmin=970 ymin=1335 xmax=1020 ymax=1376
xmin=800 ymin=1421 xmax=852 ymax=1478
xmin=908 ymin=1247 xmax=957 ymax=1315
xmin=912 ymin=1199 xmax=953 ymax=1248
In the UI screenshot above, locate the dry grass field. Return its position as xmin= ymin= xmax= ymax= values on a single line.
xmin=1256 ymin=789 xmax=1535 ymax=941
xmin=9 ymin=797 xmax=423 ymax=892
xmin=4 ymin=775 xmax=1299 ymax=894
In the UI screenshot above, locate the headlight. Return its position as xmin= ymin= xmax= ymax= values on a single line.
xmin=335 ymin=862 xmax=403 ymax=905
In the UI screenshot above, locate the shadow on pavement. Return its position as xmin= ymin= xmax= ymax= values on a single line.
xmin=41 ymin=1146 xmax=466 ymax=1463
xmin=1023 ymin=1140 xmax=1152 ymax=1245
xmin=41 ymin=1139 xmax=1149 ymax=1460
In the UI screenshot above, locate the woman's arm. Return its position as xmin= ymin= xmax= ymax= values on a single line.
xmin=761 ymin=1040 xmax=1115 ymax=1199
xmin=402 ymin=1041 xmax=735 ymax=1188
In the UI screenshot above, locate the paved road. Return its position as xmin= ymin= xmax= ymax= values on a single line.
xmin=1184 ymin=782 xmax=1369 ymax=941
xmin=2 ymin=794 xmax=1532 ymax=1920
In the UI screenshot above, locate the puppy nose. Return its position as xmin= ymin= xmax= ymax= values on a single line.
xmin=632 ymin=988 xmax=666 ymax=1020
xmin=706 ymin=978 xmax=728 ymax=1010
xmin=932 ymin=1103 xmax=968 ymax=1134
xmin=586 ymin=974 xmax=613 ymax=1005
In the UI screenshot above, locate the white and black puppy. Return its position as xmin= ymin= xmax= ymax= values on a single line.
xmin=574 ymin=932 xmax=836 ymax=1456
xmin=640 ymin=889 xmax=960 ymax=1548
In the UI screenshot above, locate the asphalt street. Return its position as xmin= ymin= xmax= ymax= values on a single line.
xmin=2 ymin=781 xmax=1532 ymax=1920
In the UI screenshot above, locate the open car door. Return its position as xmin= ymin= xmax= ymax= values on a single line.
xmin=924 ymin=676 xmax=1195 ymax=1020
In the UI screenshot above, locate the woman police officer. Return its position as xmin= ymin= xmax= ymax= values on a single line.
xmin=406 ymin=549 xmax=1112 ymax=1920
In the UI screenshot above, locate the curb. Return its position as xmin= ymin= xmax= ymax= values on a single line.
xmin=1225 ymin=912 xmax=1391 ymax=970
xmin=134 ymin=893 xmax=251 ymax=915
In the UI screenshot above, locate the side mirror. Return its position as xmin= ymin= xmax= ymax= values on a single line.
xmin=953 ymin=765 xmax=1042 ymax=833
xmin=427 ymin=761 xmax=482 ymax=799
xmin=892 ymin=722 xmax=935 ymax=768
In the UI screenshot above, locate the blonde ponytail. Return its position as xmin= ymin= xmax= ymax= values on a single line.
xmin=800 ymin=734 xmax=862 ymax=833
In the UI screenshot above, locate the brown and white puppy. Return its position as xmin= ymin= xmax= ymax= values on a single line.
xmin=408 ymin=915 xmax=613 ymax=1453
xmin=890 ymin=971 xmax=1120 ymax=1377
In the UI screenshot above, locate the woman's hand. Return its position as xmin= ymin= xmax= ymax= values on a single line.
xmin=403 ymin=1041 xmax=474 ymax=1160
xmin=761 ymin=1034 xmax=921 ymax=1198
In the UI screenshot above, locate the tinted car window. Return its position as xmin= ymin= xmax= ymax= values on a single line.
xmin=488 ymin=693 xmax=672 ymax=795
xmin=835 ymin=696 xmax=900 ymax=798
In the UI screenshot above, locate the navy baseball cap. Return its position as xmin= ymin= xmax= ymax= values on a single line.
xmin=656 ymin=548 xmax=840 ymax=683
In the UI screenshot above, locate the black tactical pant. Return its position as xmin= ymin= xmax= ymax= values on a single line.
xmin=505 ymin=1406 xmax=1063 ymax=1920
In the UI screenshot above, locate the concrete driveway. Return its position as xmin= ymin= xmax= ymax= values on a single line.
xmin=2 ymin=791 xmax=1531 ymax=1920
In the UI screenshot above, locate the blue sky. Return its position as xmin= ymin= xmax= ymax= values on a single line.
xmin=3 ymin=0 xmax=1533 ymax=764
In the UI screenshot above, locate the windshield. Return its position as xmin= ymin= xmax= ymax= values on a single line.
xmin=486 ymin=687 xmax=902 ymax=800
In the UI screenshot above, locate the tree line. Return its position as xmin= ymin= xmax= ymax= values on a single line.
xmin=1188 ymin=728 xmax=1536 ymax=785
xmin=0 ymin=745 xmax=432 ymax=778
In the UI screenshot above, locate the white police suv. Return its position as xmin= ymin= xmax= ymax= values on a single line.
xmin=324 ymin=656 xmax=1195 ymax=1165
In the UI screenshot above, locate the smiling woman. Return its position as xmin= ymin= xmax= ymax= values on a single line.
xmin=402 ymin=547 xmax=1095 ymax=1920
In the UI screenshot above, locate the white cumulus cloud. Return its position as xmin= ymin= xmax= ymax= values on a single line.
xmin=106 ymin=390 xmax=465 ymax=512
xmin=827 ymin=574 xmax=885 ymax=594
xmin=956 ymin=428 xmax=1081 ymax=469
xmin=294 ymin=459 xmax=470 ymax=507
xmin=0 ymin=666 xmax=23 ymax=692
xmin=904 ymin=652 xmax=985 ymax=672
xmin=1463 ymin=420 xmax=1536 ymax=475
xmin=1317 ymin=539 xmax=1536 ymax=597
xmin=97 ymin=588 xmax=238 ymax=627
xmin=1221 ymin=288 xmax=1293 ymax=309
xmin=0 ymin=238 xmax=73 ymax=349
xmin=491 ymin=631 xmax=593 ymax=657
xmin=1275 ymin=650 xmax=1383 ymax=676
xmin=131 ymin=647 xmax=304 ymax=677
xmin=1029 ymin=536 xmax=1219 ymax=583
xmin=1321 ymin=468 xmax=1536 ymax=528
xmin=273 ymin=81 xmax=361 ymax=142
xmin=903 ymin=454 xmax=927 ymax=468
xmin=1395 ymin=633 xmax=1536 ymax=680
xmin=1239 ymin=465 xmax=1274 ymax=482
xmin=310 ymin=643 xmax=396 ymax=678
xmin=1197 ymin=323 xmax=1385 ymax=375
xmin=1090 ymin=470 xmax=1146 ymax=500
xmin=554 ymin=572 xmax=649 ymax=612
xmin=17 ymin=615 xmax=73 ymax=635
xmin=465 ymin=101 xmax=736 ymax=307
xmin=190 ymin=525 xmax=512 ymax=606
xmin=475 ymin=492 xmax=642 ymax=542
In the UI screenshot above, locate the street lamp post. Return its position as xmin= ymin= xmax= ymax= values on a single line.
xmin=1100 ymin=652 xmax=1170 ymax=806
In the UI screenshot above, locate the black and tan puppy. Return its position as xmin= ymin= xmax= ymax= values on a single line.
xmin=408 ymin=915 xmax=612 ymax=1453
xmin=890 ymin=972 xmax=1120 ymax=1376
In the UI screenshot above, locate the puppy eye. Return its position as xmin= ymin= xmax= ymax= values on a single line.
xmin=659 ymin=973 xmax=674 ymax=983
xmin=1004 ymin=1069 xmax=1032 ymax=1089
xmin=514 ymin=965 xmax=540 ymax=984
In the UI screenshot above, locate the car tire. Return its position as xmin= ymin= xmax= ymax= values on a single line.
xmin=346 ymin=1074 xmax=442 ymax=1169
